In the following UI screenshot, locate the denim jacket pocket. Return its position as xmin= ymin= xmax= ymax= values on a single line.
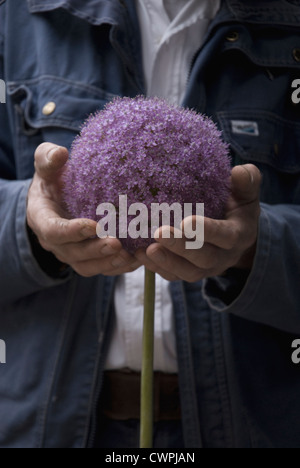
xmin=217 ymin=109 xmax=300 ymax=205
xmin=7 ymin=76 xmax=116 ymax=180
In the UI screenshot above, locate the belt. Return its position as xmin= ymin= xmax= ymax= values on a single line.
xmin=100 ymin=370 xmax=181 ymax=423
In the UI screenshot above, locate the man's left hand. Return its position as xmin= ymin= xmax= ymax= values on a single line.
xmin=135 ymin=164 xmax=262 ymax=282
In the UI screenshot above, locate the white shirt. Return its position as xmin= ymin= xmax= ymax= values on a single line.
xmin=136 ymin=0 xmax=221 ymax=105
xmin=105 ymin=0 xmax=221 ymax=373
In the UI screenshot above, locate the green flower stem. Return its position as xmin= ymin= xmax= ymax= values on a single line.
xmin=140 ymin=268 xmax=156 ymax=449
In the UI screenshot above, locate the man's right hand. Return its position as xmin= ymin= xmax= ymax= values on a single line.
xmin=27 ymin=143 xmax=141 ymax=277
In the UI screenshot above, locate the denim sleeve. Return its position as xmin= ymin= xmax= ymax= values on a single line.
xmin=0 ymin=179 xmax=72 ymax=306
xmin=202 ymin=204 xmax=300 ymax=334
xmin=0 ymin=15 xmax=72 ymax=307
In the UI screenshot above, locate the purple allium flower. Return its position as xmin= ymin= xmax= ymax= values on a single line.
xmin=63 ymin=96 xmax=231 ymax=253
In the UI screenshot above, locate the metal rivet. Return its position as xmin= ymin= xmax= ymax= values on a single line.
xmin=293 ymin=48 xmax=300 ymax=62
xmin=226 ymin=32 xmax=239 ymax=43
xmin=42 ymin=102 xmax=56 ymax=116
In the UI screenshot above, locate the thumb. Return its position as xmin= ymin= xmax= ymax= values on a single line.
xmin=231 ymin=164 xmax=262 ymax=202
xmin=34 ymin=143 xmax=69 ymax=181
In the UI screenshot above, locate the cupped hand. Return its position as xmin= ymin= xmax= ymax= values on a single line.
xmin=27 ymin=143 xmax=141 ymax=277
xmin=135 ymin=165 xmax=262 ymax=282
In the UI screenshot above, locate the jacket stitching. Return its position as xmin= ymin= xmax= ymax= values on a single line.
xmin=28 ymin=0 xmax=117 ymax=26
xmin=7 ymin=75 xmax=117 ymax=100
xmin=218 ymin=109 xmax=300 ymax=130
xmin=223 ymin=44 xmax=300 ymax=67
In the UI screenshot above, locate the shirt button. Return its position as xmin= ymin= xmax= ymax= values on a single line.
xmin=42 ymin=101 xmax=56 ymax=116
xmin=293 ymin=48 xmax=300 ymax=62
xmin=226 ymin=31 xmax=239 ymax=43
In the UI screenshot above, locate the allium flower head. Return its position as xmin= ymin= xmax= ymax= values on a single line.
xmin=63 ymin=96 xmax=231 ymax=252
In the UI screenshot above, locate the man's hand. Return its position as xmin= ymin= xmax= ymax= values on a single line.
xmin=27 ymin=143 xmax=141 ymax=277
xmin=136 ymin=165 xmax=262 ymax=282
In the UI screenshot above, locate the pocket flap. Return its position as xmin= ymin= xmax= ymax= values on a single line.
xmin=217 ymin=110 xmax=300 ymax=174
xmin=7 ymin=76 xmax=115 ymax=132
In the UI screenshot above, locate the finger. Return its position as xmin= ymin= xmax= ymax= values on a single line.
xmin=36 ymin=216 xmax=99 ymax=247
xmin=204 ymin=217 xmax=241 ymax=250
xmin=152 ymin=224 xmax=227 ymax=271
xmin=147 ymin=241 xmax=220 ymax=280
xmin=34 ymin=143 xmax=69 ymax=181
xmin=135 ymin=248 xmax=181 ymax=281
xmin=181 ymin=216 xmax=241 ymax=251
xmin=143 ymin=267 xmax=181 ymax=282
xmin=154 ymin=225 xmax=206 ymax=260
xmin=101 ymin=260 xmax=143 ymax=276
xmin=231 ymin=164 xmax=262 ymax=202
xmin=136 ymin=247 xmax=190 ymax=282
xmin=53 ymin=236 xmax=124 ymax=263
xmin=146 ymin=239 xmax=239 ymax=280
xmin=72 ymin=254 xmax=141 ymax=278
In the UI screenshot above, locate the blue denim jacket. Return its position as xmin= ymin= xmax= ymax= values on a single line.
xmin=0 ymin=0 xmax=300 ymax=448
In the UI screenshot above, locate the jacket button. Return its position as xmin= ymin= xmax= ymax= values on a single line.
xmin=42 ymin=102 xmax=56 ymax=116
xmin=293 ymin=48 xmax=300 ymax=62
xmin=226 ymin=31 xmax=239 ymax=43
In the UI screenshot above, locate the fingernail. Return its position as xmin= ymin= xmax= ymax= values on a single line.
xmin=127 ymin=260 xmax=141 ymax=271
xmin=154 ymin=229 xmax=161 ymax=240
xmin=243 ymin=166 xmax=254 ymax=185
xmin=157 ymin=227 xmax=176 ymax=246
xmin=150 ymin=248 xmax=166 ymax=263
xmin=111 ymin=257 xmax=126 ymax=268
xmin=47 ymin=147 xmax=59 ymax=163
xmin=161 ymin=236 xmax=176 ymax=247
xmin=81 ymin=226 xmax=95 ymax=237
xmin=101 ymin=244 xmax=117 ymax=256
